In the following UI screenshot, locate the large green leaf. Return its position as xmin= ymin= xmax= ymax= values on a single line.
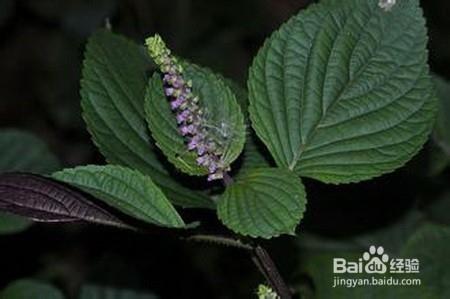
xmin=0 ymin=280 xmax=64 ymax=299
xmin=145 ymin=63 xmax=245 ymax=176
xmin=0 ymin=129 xmax=60 ymax=234
xmin=397 ymin=223 xmax=450 ymax=298
xmin=80 ymin=285 xmax=157 ymax=299
xmin=52 ymin=165 xmax=185 ymax=228
xmin=295 ymin=222 xmax=450 ymax=299
xmin=433 ymin=76 xmax=450 ymax=152
xmin=0 ymin=129 xmax=60 ymax=174
xmin=426 ymin=191 xmax=450 ymax=226
xmin=81 ymin=30 xmax=213 ymax=209
xmin=241 ymin=135 xmax=272 ymax=169
xmin=248 ymin=0 xmax=436 ymax=184
xmin=217 ymin=168 xmax=306 ymax=238
xmin=430 ymin=75 xmax=450 ymax=175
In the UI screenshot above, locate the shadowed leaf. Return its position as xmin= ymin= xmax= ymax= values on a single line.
xmin=0 ymin=279 xmax=64 ymax=299
xmin=0 ymin=173 xmax=130 ymax=229
xmin=80 ymin=285 xmax=158 ymax=299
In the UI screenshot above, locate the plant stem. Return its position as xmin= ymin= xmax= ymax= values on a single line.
xmin=252 ymin=245 xmax=292 ymax=299
xmin=187 ymin=234 xmax=292 ymax=298
xmin=186 ymin=234 xmax=252 ymax=250
xmin=222 ymin=172 xmax=234 ymax=186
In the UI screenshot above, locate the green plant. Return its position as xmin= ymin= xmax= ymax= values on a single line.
xmin=0 ymin=0 xmax=439 ymax=297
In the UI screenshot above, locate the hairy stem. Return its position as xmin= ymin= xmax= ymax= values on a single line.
xmin=187 ymin=234 xmax=292 ymax=298
xmin=222 ymin=172 xmax=234 ymax=186
xmin=252 ymin=245 xmax=292 ymax=299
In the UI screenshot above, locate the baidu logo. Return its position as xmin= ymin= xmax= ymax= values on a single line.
xmin=332 ymin=245 xmax=421 ymax=288
xmin=363 ymin=246 xmax=389 ymax=274
xmin=333 ymin=245 xmax=418 ymax=275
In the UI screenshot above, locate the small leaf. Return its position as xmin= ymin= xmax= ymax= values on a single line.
xmin=53 ymin=165 xmax=185 ymax=228
xmin=217 ymin=168 xmax=306 ymax=238
xmin=0 ymin=129 xmax=60 ymax=174
xmin=80 ymin=285 xmax=158 ymax=299
xmin=0 ymin=212 xmax=32 ymax=235
xmin=248 ymin=0 xmax=437 ymax=184
xmin=145 ymin=63 xmax=246 ymax=176
xmin=0 ymin=173 xmax=129 ymax=228
xmin=0 ymin=279 xmax=64 ymax=299
xmin=81 ymin=29 xmax=212 ymax=209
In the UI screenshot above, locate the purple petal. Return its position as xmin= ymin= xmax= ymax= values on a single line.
xmin=197 ymin=144 xmax=207 ymax=155
xmin=187 ymin=138 xmax=198 ymax=150
xmin=208 ymin=163 xmax=218 ymax=173
xmin=171 ymin=98 xmax=185 ymax=110
xmin=196 ymin=156 xmax=208 ymax=166
xmin=163 ymin=74 xmax=172 ymax=83
xmin=207 ymin=172 xmax=223 ymax=181
xmin=165 ymin=87 xmax=174 ymax=96
xmin=180 ymin=125 xmax=190 ymax=136
xmin=186 ymin=124 xmax=196 ymax=134
xmin=176 ymin=114 xmax=186 ymax=124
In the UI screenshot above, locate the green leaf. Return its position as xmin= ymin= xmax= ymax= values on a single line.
xmin=297 ymin=251 xmax=363 ymax=299
xmin=397 ymin=224 xmax=450 ymax=298
xmin=217 ymin=168 xmax=306 ymax=238
xmin=428 ymin=142 xmax=450 ymax=177
xmin=237 ymin=134 xmax=272 ymax=178
xmin=80 ymin=285 xmax=158 ymax=299
xmin=0 ymin=212 xmax=32 ymax=235
xmin=0 ymin=279 xmax=64 ymax=299
xmin=145 ymin=63 xmax=246 ymax=176
xmin=222 ymin=77 xmax=249 ymax=116
xmin=402 ymin=224 xmax=450 ymax=298
xmin=248 ymin=0 xmax=437 ymax=184
xmin=427 ymin=191 xmax=450 ymax=226
xmin=52 ymin=165 xmax=185 ymax=228
xmin=81 ymin=29 xmax=213 ymax=209
xmin=431 ymin=75 xmax=450 ymax=174
xmin=295 ymin=222 xmax=450 ymax=299
xmin=433 ymin=76 xmax=450 ymax=153
xmin=0 ymin=129 xmax=60 ymax=174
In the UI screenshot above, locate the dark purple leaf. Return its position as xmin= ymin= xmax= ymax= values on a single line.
xmin=0 ymin=173 xmax=131 ymax=229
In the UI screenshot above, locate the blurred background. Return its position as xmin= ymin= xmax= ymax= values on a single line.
xmin=0 ymin=1 xmax=449 ymax=298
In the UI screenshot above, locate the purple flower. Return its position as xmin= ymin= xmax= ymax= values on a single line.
xmin=180 ymin=124 xmax=196 ymax=136
xmin=208 ymin=162 xmax=218 ymax=174
xmin=146 ymin=34 xmax=229 ymax=182
xmin=187 ymin=136 xmax=200 ymax=150
xmin=173 ymin=78 xmax=184 ymax=88
xmin=208 ymin=173 xmax=223 ymax=181
xmin=196 ymin=143 xmax=207 ymax=156
xmin=197 ymin=156 xmax=208 ymax=166
xmin=165 ymin=87 xmax=174 ymax=97
xmin=180 ymin=125 xmax=190 ymax=136
xmin=176 ymin=110 xmax=191 ymax=123
xmin=163 ymin=74 xmax=172 ymax=83
xmin=170 ymin=98 xmax=185 ymax=110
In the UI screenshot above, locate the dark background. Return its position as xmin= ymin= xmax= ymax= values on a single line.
xmin=0 ymin=1 xmax=449 ymax=298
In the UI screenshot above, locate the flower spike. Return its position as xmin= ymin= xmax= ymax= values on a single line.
xmin=146 ymin=34 xmax=229 ymax=181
